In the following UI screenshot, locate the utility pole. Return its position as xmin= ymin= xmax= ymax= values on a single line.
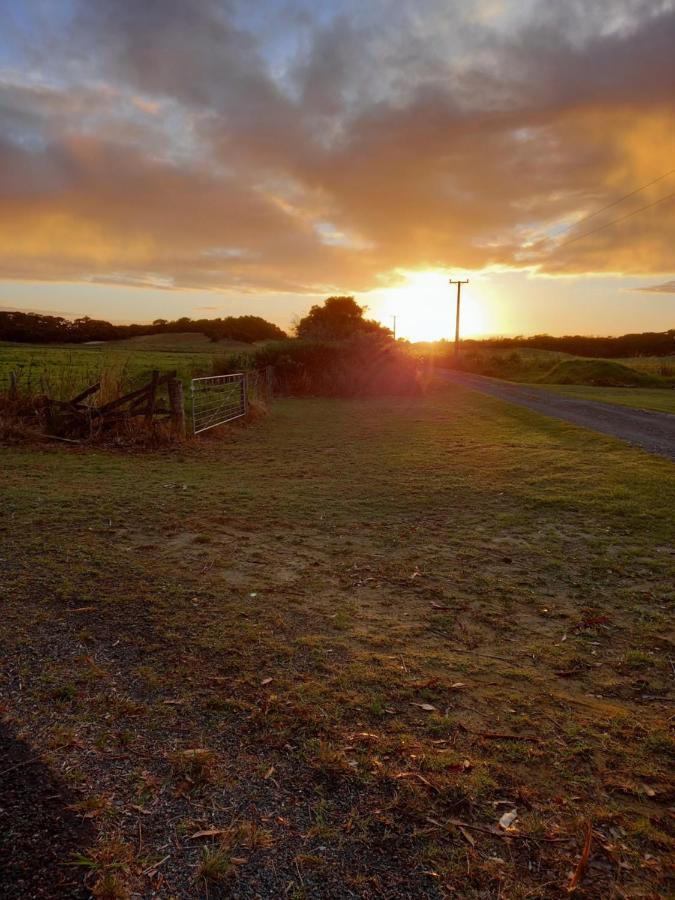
xmin=390 ymin=314 xmax=397 ymax=340
xmin=448 ymin=278 xmax=469 ymax=354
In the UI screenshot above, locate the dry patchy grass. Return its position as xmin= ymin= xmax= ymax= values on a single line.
xmin=0 ymin=382 xmax=673 ymax=897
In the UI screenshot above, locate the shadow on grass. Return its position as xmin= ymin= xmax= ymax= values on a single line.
xmin=0 ymin=720 xmax=94 ymax=898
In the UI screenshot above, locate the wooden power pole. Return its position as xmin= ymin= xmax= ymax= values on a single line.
xmin=448 ymin=278 xmax=469 ymax=354
xmin=390 ymin=314 xmax=397 ymax=340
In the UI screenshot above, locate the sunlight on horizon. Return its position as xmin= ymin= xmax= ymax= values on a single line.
xmin=369 ymin=270 xmax=497 ymax=342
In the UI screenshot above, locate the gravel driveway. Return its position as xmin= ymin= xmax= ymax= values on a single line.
xmin=438 ymin=369 xmax=675 ymax=461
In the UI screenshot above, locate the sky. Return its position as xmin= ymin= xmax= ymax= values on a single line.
xmin=0 ymin=0 xmax=674 ymax=339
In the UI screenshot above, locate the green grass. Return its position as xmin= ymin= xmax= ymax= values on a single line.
xmin=540 ymin=384 xmax=675 ymax=413
xmin=0 ymin=335 xmax=257 ymax=399
xmin=1 ymin=383 xmax=673 ymax=896
xmin=538 ymin=358 xmax=666 ymax=388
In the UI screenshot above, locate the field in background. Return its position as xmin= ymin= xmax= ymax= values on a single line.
xmin=0 ymin=334 xmax=255 ymax=400
xmin=1 ymin=382 xmax=672 ymax=897
xmin=615 ymin=354 xmax=675 ymax=375
xmin=106 ymin=332 xmax=252 ymax=353
xmin=2 ymin=336 xmax=674 ymax=413
xmin=424 ymin=346 xmax=675 ymax=412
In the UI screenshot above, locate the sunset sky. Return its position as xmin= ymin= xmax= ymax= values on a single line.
xmin=1 ymin=0 xmax=674 ymax=339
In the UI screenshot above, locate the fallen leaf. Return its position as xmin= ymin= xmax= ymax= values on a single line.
xmin=412 ymin=702 xmax=437 ymax=712
xmin=459 ymin=826 xmax=476 ymax=846
xmin=263 ymin=766 xmax=275 ymax=780
xmin=179 ymin=748 xmax=211 ymax=760
xmin=498 ymin=809 xmax=518 ymax=830
xmin=261 ymin=677 xmax=273 ymax=685
xmin=450 ymin=682 xmax=466 ymax=689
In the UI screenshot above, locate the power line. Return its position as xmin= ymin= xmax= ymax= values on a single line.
xmin=557 ymin=189 xmax=675 ymax=249
xmin=572 ymin=167 xmax=675 ymax=229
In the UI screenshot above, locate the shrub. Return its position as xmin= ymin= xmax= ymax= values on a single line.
xmin=214 ymin=335 xmax=426 ymax=397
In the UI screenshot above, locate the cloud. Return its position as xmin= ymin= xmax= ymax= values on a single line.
xmin=635 ymin=280 xmax=675 ymax=293
xmin=0 ymin=0 xmax=674 ymax=293
xmin=0 ymin=305 xmax=78 ymax=317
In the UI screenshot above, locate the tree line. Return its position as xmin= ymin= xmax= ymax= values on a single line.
xmin=1 ymin=302 xmax=672 ymax=357
xmin=0 ymin=296 xmax=385 ymax=345
xmin=458 ymin=330 xmax=675 ymax=358
xmin=0 ymin=311 xmax=286 ymax=344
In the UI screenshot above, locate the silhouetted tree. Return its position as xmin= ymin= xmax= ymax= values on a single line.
xmin=295 ymin=296 xmax=390 ymax=341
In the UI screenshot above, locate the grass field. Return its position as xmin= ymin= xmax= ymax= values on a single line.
xmin=3 ymin=338 xmax=675 ymax=414
xmin=1 ymin=382 xmax=673 ymax=897
xmin=0 ymin=335 xmax=254 ymax=399
xmin=616 ymin=355 xmax=675 ymax=376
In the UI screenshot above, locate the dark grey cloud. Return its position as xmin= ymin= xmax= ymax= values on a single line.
xmin=0 ymin=0 xmax=673 ymax=291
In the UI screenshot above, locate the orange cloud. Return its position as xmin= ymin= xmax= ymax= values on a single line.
xmin=0 ymin=0 xmax=673 ymax=295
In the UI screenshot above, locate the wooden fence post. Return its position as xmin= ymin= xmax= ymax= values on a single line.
xmin=168 ymin=378 xmax=186 ymax=437
xmin=9 ymin=370 xmax=18 ymax=402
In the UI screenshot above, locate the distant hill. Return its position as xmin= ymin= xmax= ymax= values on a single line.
xmin=109 ymin=332 xmax=255 ymax=353
xmin=538 ymin=358 xmax=666 ymax=388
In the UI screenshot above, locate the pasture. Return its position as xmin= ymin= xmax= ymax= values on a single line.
xmin=0 ymin=334 xmax=253 ymax=401
xmin=3 ymin=336 xmax=675 ymax=415
xmin=1 ymin=381 xmax=673 ymax=898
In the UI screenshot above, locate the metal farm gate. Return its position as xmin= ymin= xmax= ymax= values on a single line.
xmin=190 ymin=368 xmax=273 ymax=435
xmin=190 ymin=373 xmax=247 ymax=434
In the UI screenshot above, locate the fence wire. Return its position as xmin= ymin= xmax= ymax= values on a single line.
xmin=246 ymin=366 xmax=274 ymax=404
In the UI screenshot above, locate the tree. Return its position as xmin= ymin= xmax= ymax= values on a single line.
xmin=295 ymin=296 xmax=390 ymax=341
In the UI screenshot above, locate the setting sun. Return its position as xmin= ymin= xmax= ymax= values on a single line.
xmin=370 ymin=270 xmax=488 ymax=342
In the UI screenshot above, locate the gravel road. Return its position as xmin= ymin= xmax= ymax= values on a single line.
xmin=438 ymin=369 xmax=675 ymax=461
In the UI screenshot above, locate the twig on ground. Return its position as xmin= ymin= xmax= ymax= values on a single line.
xmin=567 ymin=821 xmax=592 ymax=893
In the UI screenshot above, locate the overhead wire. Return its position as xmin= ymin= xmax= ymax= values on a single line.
xmin=570 ymin=167 xmax=675 ymax=229
xmin=556 ymin=189 xmax=675 ymax=248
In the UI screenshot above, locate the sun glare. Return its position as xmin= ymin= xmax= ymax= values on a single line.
xmin=371 ymin=270 xmax=487 ymax=342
